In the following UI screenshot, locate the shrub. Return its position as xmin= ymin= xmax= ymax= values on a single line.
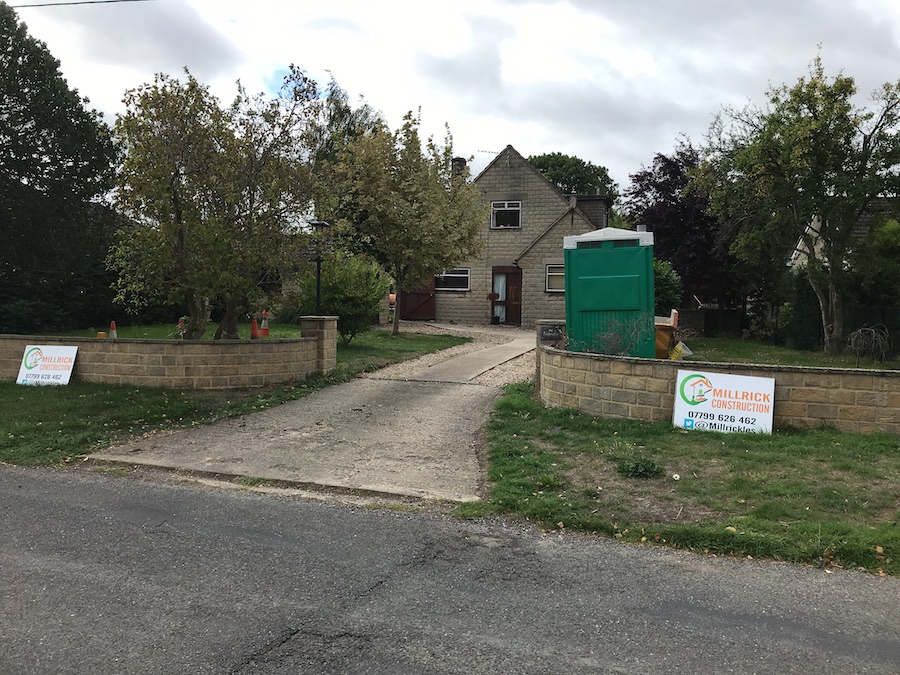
xmin=280 ymin=251 xmax=388 ymax=344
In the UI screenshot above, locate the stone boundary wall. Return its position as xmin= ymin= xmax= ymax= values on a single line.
xmin=0 ymin=317 xmax=337 ymax=390
xmin=537 ymin=345 xmax=900 ymax=435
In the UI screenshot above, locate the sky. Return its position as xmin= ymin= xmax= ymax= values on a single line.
xmin=10 ymin=0 xmax=900 ymax=194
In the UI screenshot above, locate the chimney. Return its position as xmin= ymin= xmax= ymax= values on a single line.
xmin=637 ymin=223 xmax=647 ymax=232
xmin=451 ymin=157 xmax=467 ymax=176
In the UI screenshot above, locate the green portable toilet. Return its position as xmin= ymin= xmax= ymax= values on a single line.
xmin=563 ymin=227 xmax=655 ymax=357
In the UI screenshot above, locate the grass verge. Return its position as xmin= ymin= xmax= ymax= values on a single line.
xmin=463 ymin=381 xmax=900 ymax=576
xmin=0 ymin=328 xmax=468 ymax=466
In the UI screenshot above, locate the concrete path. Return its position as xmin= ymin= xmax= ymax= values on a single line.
xmin=93 ymin=326 xmax=535 ymax=502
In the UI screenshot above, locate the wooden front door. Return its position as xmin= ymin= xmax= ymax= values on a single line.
xmin=399 ymin=279 xmax=436 ymax=321
xmin=492 ymin=267 xmax=522 ymax=326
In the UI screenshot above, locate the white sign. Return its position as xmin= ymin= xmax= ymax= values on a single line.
xmin=17 ymin=345 xmax=78 ymax=386
xmin=673 ymin=369 xmax=775 ymax=434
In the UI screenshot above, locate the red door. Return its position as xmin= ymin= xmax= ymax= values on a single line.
xmin=399 ymin=279 xmax=436 ymax=321
xmin=491 ymin=267 xmax=522 ymax=326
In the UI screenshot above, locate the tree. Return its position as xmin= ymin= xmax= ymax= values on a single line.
xmin=856 ymin=217 xmax=900 ymax=300
xmin=701 ymin=57 xmax=900 ymax=353
xmin=307 ymin=77 xmax=384 ymax=225
xmin=653 ymin=259 xmax=682 ymax=316
xmin=624 ymin=141 xmax=741 ymax=309
xmin=281 ymin=250 xmax=388 ymax=345
xmin=0 ymin=2 xmax=117 ymax=332
xmin=327 ymin=112 xmax=486 ymax=335
xmin=528 ymin=152 xmax=619 ymax=202
xmin=308 ymin=77 xmax=383 ymax=173
xmin=110 ymin=68 xmax=318 ymax=339
xmin=849 ymin=216 xmax=900 ymax=335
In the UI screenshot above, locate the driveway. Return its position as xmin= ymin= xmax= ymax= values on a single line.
xmin=93 ymin=325 xmax=535 ymax=501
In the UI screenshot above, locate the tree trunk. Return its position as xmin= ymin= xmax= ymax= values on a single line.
xmin=828 ymin=279 xmax=844 ymax=355
xmin=185 ymin=294 xmax=209 ymax=340
xmin=214 ymin=296 xmax=242 ymax=340
xmin=809 ymin=277 xmax=844 ymax=354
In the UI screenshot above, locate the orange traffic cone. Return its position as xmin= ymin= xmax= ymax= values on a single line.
xmin=260 ymin=310 xmax=269 ymax=337
xmin=109 ymin=321 xmax=118 ymax=339
xmin=250 ymin=317 xmax=259 ymax=339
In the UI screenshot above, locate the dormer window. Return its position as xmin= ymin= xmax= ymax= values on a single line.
xmin=491 ymin=201 xmax=521 ymax=229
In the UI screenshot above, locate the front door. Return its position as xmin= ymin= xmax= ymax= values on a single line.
xmin=491 ymin=267 xmax=522 ymax=326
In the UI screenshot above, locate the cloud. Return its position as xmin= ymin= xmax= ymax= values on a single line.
xmin=305 ymin=16 xmax=365 ymax=35
xmin=16 ymin=0 xmax=900 ymax=189
xmin=416 ymin=15 xmax=514 ymax=113
xmin=30 ymin=1 xmax=241 ymax=82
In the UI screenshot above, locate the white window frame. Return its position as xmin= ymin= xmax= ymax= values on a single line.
xmin=434 ymin=268 xmax=471 ymax=292
xmin=491 ymin=201 xmax=522 ymax=229
xmin=546 ymin=264 xmax=565 ymax=292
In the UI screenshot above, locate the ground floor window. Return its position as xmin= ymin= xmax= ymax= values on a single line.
xmin=546 ymin=264 xmax=565 ymax=292
xmin=434 ymin=268 xmax=471 ymax=291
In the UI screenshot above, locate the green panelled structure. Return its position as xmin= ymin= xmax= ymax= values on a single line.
xmin=563 ymin=227 xmax=655 ymax=358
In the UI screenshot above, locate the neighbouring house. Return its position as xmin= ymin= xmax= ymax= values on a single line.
xmin=399 ymin=145 xmax=611 ymax=328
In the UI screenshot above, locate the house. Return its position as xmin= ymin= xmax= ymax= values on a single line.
xmin=399 ymin=145 xmax=611 ymax=328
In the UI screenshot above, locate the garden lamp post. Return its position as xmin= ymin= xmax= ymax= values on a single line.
xmin=308 ymin=219 xmax=331 ymax=314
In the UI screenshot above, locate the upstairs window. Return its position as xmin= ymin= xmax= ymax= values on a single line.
xmin=491 ymin=201 xmax=521 ymax=229
xmin=434 ymin=268 xmax=471 ymax=291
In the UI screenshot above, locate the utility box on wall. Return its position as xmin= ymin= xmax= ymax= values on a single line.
xmin=563 ymin=227 xmax=655 ymax=358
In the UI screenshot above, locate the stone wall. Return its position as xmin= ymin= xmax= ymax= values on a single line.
xmin=0 ymin=317 xmax=337 ymax=390
xmin=537 ymin=345 xmax=900 ymax=435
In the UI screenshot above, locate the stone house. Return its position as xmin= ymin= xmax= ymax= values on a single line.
xmin=401 ymin=145 xmax=610 ymax=328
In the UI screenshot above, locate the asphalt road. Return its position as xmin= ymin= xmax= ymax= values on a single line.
xmin=1 ymin=466 xmax=898 ymax=674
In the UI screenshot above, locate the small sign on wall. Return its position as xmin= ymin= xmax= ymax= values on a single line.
xmin=673 ymin=369 xmax=775 ymax=434
xmin=17 ymin=345 xmax=78 ymax=386
xmin=539 ymin=324 xmax=563 ymax=342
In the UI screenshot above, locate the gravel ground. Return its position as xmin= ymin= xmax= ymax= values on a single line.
xmin=365 ymin=322 xmax=537 ymax=386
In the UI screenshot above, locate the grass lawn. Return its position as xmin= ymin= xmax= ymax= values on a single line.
xmin=0 ymin=327 xmax=468 ymax=466
xmin=684 ymin=337 xmax=900 ymax=370
xmin=460 ymin=337 xmax=899 ymax=575
xmin=50 ymin=321 xmax=303 ymax=341
xmin=457 ymin=381 xmax=900 ymax=576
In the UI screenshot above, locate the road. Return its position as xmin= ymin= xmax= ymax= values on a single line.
xmin=1 ymin=466 xmax=898 ymax=674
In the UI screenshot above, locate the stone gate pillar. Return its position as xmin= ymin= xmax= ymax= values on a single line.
xmin=300 ymin=316 xmax=338 ymax=374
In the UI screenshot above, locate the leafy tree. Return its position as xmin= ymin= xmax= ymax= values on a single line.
xmin=307 ymin=77 xmax=384 ymax=225
xmin=847 ymin=216 xmax=900 ymax=337
xmin=528 ymin=152 xmax=619 ymax=202
xmin=0 ymin=2 xmax=117 ymax=332
xmin=653 ymin=259 xmax=682 ymax=316
xmin=624 ymin=141 xmax=740 ymax=309
xmin=701 ymin=57 xmax=900 ymax=353
xmin=110 ymin=68 xmax=318 ymax=339
xmin=308 ymin=77 xmax=383 ymax=173
xmin=327 ymin=112 xmax=486 ymax=335
xmin=281 ymin=250 xmax=388 ymax=344
xmin=854 ymin=217 xmax=900 ymax=302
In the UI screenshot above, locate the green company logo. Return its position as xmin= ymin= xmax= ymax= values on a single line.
xmin=679 ymin=373 xmax=712 ymax=406
xmin=23 ymin=347 xmax=43 ymax=370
